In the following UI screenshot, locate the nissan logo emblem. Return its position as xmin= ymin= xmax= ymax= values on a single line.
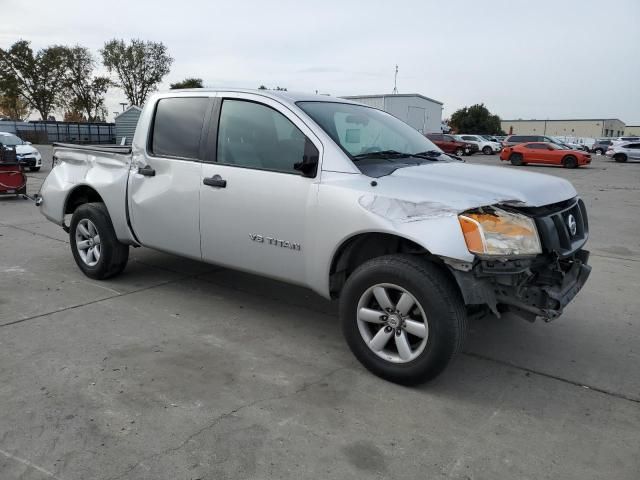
xmin=567 ymin=214 xmax=577 ymax=236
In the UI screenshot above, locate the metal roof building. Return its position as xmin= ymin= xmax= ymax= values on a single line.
xmin=114 ymin=106 xmax=142 ymax=145
xmin=501 ymin=118 xmax=626 ymax=138
xmin=341 ymin=94 xmax=444 ymax=134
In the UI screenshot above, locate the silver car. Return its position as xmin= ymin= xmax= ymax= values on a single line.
xmin=606 ymin=141 xmax=640 ymax=162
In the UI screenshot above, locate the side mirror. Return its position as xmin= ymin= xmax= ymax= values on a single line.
xmin=25 ymin=141 xmax=32 ymax=145
xmin=294 ymin=137 xmax=319 ymax=177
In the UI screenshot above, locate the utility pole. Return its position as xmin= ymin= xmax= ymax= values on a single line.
xmin=392 ymin=65 xmax=398 ymax=94
xmin=119 ymin=102 xmax=127 ymax=112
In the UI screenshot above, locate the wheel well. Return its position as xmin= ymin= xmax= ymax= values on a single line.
xmin=64 ymin=185 xmax=104 ymax=214
xmin=329 ymin=233 xmax=444 ymax=298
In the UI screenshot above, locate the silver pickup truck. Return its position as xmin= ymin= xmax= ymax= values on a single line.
xmin=38 ymin=89 xmax=591 ymax=384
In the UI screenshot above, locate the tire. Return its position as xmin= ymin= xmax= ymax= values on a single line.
xmin=339 ymin=254 xmax=467 ymax=385
xmin=614 ymin=153 xmax=627 ymax=163
xmin=594 ymin=149 xmax=603 ymax=155
xmin=563 ymin=155 xmax=578 ymax=168
xmin=69 ymin=202 xmax=129 ymax=280
xmin=454 ymin=148 xmax=464 ymax=157
xmin=509 ymin=153 xmax=524 ymax=166
xmin=29 ymin=167 xmax=41 ymax=172
xmin=482 ymin=146 xmax=492 ymax=155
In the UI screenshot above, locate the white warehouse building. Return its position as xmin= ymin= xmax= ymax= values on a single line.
xmin=342 ymin=94 xmax=443 ymax=134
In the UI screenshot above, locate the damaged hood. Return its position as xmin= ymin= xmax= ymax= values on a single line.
xmin=355 ymin=162 xmax=576 ymax=222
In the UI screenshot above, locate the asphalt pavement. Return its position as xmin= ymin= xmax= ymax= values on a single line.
xmin=1 ymin=146 xmax=638 ymax=479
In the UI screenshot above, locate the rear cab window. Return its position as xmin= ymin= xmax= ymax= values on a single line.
xmin=150 ymin=97 xmax=209 ymax=159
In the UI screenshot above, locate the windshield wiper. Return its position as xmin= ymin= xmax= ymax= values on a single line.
xmin=352 ymin=150 xmax=411 ymax=161
xmin=411 ymin=150 xmax=445 ymax=160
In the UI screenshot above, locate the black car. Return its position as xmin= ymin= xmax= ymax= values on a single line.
xmin=590 ymin=139 xmax=613 ymax=155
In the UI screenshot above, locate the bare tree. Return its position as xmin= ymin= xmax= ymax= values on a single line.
xmin=0 ymin=40 xmax=69 ymax=121
xmin=101 ymin=39 xmax=173 ymax=106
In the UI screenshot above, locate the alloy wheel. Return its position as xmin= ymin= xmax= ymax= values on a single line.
xmin=356 ymin=283 xmax=429 ymax=363
xmin=75 ymin=218 xmax=101 ymax=267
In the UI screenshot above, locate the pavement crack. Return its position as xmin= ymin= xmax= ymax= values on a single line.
xmin=463 ymin=351 xmax=640 ymax=404
xmin=102 ymin=366 xmax=346 ymax=480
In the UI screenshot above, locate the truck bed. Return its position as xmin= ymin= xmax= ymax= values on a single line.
xmin=52 ymin=143 xmax=132 ymax=155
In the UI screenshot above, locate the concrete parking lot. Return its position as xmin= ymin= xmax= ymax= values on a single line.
xmin=1 ymin=146 xmax=639 ymax=479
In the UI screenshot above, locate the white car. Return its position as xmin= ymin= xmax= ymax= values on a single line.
xmin=0 ymin=132 xmax=43 ymax=171
xmin=455 ymin=134 xmax=502 ymax=155
xmin=606 ymin=141 xmax=640 ymax=162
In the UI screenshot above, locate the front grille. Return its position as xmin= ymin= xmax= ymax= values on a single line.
xmin=533 ymin=199 xmax=588 ymax=257
xmin=505 ymin=198 xmax=588 ymax=257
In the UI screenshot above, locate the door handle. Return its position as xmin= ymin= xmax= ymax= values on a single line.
xmin=138 ymin=165 xmax=156 ymax=177
xmin=203 ymin=175 xmax=227 ymax=188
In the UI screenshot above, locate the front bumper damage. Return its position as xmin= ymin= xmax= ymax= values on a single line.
xmin=451 ymin=249 xmax=591 ymax=322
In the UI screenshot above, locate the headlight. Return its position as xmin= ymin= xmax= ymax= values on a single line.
xmin=458 ymin=207 xmax=541 ymax=256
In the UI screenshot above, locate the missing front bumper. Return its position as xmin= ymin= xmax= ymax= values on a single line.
xmin=451 ymin=250 xmax=591 ymax=322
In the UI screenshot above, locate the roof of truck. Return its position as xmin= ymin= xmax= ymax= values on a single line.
xmin=163 ymin=88 xmax=359 ymax=105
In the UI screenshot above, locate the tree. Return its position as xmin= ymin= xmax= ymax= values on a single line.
xmin=0 ymin=40 xmax=70 ymax=121
xmin=101 ymin=39 xmax=173 ymax=106
xmin=64 ymin=46 xmax=111 ymax=122
xmin=257 ymin=85 xmax=287 ymax=91
xmin=170 ymin=77 xmax=203 ymax=89
xmin=449 ymin=104 xmax=503 ymax=134
xmin=0 ymin=76 xmax=31 ymax=120
xmin=63 ymin=109 xmax=87 ymax=122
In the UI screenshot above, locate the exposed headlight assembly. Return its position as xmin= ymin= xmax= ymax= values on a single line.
xmin=458 ymin=207 xmax=541 ymax=256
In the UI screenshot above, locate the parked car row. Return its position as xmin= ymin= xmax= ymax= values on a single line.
xmin=424 ymin=133 xmax=501 ymax=156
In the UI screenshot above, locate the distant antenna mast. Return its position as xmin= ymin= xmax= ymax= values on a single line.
xmin=392 ymin=65 xmax=399 ymax=94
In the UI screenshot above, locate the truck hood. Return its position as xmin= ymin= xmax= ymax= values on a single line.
xmin=354 ymin=161 xmax=577 ymax=223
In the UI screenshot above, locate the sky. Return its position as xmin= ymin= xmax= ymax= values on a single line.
xmin=1 ymin=0 xmax=639 ymax=123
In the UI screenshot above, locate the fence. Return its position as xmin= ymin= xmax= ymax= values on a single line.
xmin=0 ymin=120 xmax=115 ymax=144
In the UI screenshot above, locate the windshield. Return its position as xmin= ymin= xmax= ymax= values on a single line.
xmin=0 ymin=134 xmax=23 ymax=146
xmin=297 ymin=101 xmax=441 ymax=159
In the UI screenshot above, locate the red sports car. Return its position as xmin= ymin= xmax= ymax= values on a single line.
xmin=500 ymin=142 xmax=591 ymax=168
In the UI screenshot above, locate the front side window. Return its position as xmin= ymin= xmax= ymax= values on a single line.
xmin=150 ymin=97 xmax=209 ymax=159
xmin=527 ymin=143 xmax=546 ymax=149
xmin=298 ymin=101 xmax=440 ymax=157
xmin=216 ymin=99 xmax=308 ymax=174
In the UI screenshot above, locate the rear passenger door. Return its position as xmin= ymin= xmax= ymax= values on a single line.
xmin=625 ymin=143 xmax=640 ymax=159
xmin=199 ymin=93 xmax=322 ymax=285
xmin=128 ymin=96 xmax=212 ymax=259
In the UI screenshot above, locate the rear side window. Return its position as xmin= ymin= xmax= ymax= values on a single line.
xmin=527 ymin=143 xmax=546 ymax=149
xmin=443 ymin=135 xmax=455 ymax=141
xmin=509 ymin=136 xmax=524 ymax=142
xmin=461 ymin=135 xmax=476 ymax=141
xmin=150 ymin=97 xmax=209 ymax=159
xmin=428 ymin=134 xmax=443 ymax=141
xmin=216 ymin=99 xmax=307 ymax=174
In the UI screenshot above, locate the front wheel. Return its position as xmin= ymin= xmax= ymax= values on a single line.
xmin=339 ymin=255 xmax=467 ymax=385
xmin=482 ymin=146 xmax=492 ymax=155
xmin=594 ymin=149 xmax=603 ymax=155
xmin=563 ymin=155 xmax=578 ymax=168
xmin=614 ymin=153 xmax=627 ymax=163
xmin=70 ymin=202 xmax=129 ymax=280
xmin=510 ymin=153 xmax=524 ymax=166
xmin=454 ymin=147 xmax=464 ymax=156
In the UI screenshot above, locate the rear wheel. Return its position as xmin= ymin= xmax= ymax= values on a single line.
xmin=594 ymin=148 xmax=603 ymax=155
xmin=454 ymin=147 xmax=464 ymax=156
xmin=340 ymin=255 xmax=467 ymax=385
xmin=563 ymin=155 xmax=578 ymax=168
xmin=482 ymin=146 xmax=492 ymax=155
xmin=509 ymin=153 xmax=524 ymax=166
xmin=69 ymin=202 xmax=129 ymax=280
xmin=614 ymin=153 xmax=627 ymax=163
